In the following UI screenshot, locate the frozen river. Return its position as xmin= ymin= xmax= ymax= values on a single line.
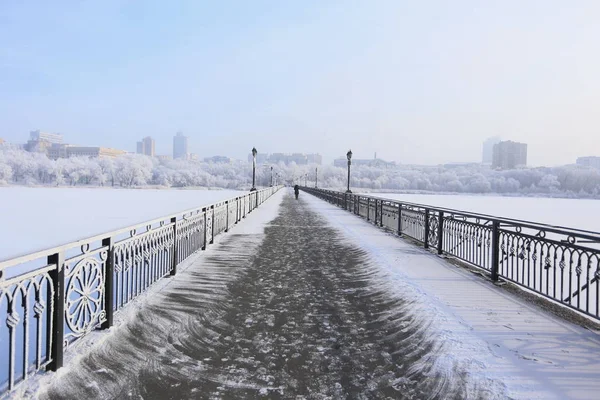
xmin=364 ymin=192 xmax=600 ymax=232
xmin=0 ymin=187 xmax=243 ymax=261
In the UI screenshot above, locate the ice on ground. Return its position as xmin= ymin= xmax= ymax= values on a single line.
xmin=0 ymin=186 xmax=245 ymax=260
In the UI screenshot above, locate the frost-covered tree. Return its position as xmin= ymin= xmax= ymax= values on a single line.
xmin=1 ymin=146 xmax=600 ymax=198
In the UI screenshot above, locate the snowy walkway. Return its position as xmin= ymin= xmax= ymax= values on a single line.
xmin=22 ymin=189 xmax=600 ymax=399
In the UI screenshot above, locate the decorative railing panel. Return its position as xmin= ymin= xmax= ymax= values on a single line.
xmin=0 ymin=263 xmax=54 ymax=393
xmin=442 ymin=217 xmax=493 ymax=271
xmin=301 ymin=187 xmax=600 ymax=322
xmin=400 ymin=206 xmax=426 ymax=243
xmin=0 ymin=186 xmax=280 ymax=396
xmin=114 ymin=223 xmax=175 ymax=311
xmin=63 ymin=244 xmax=108 ymax=347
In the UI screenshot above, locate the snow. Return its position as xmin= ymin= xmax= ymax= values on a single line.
xmin=304 ymin=194 xmax=600 ymax=399
xmin=0 ymin=186 xmax=245 ymax=261
xmin=6 ymin=189 xmax=285 ymax=399
xmin=6 ymin=188 xmax=600 ymax=398
xmin=365 ymin=192 xmax=600 ymax=232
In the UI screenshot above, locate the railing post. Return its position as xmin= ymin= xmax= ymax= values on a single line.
xmin=397 ymin=203 xmax=402 ymax=235
xmin=101 ymin=237 xmax=115 ymax=329
xmin=210 ymin=205 xmax=215 ymax=244
xmin=380 ymin=201 xmax=384 ymax=226
xmin=424 ymin=209 xmax=430 ymax=249
xmin=225 ymin=201 xmax=229 ymax=232
xmin=367 ymin=198 xmax=370 ymax=221
xmin=437 ymin=211 xmax=444 ymax=255
xmin=202 ymin=207 xmax=207 ymax=250
xmin=47 ymin=251 xmax=65 ymax=371
xmin=374 ymin=199 xmax=378 ymax=225
xmin=235 ymin=198 xmax=239 ymax=224
xmin=170 ymin=217 xmax=178 ymax=275
xmin=355 ymin=195 xmax=358 ymax=215
xmin=491 ymin=221 xmax=500 ymax=282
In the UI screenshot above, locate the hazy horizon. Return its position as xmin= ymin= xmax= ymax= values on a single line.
xmin=1 ymin=1 xmax=599 ymax=166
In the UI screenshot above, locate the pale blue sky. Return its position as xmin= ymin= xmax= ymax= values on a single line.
xmin=1 ymin=0 xmax=599 ymax=166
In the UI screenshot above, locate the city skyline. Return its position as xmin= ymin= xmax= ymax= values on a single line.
xmin=1 ymin=2 xmax=599 ymax=167
xmin=6 ymin=128 xmax=600 ymax=168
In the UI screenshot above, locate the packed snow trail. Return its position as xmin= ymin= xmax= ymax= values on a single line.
xmin=31 ymin=190 xmax=493 ymax=399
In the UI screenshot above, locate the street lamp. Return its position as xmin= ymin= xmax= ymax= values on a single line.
xmin=250 ymin=147 xmax=257 ymax=192
xmin=270 ymin=166 xmax=273 ymax=187
xmin=346 ymin=149 xmax=352 ymax=193
xmin=315 ymin=167 xmax=318 ymax=188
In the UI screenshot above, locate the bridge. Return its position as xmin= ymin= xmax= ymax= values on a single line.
xmin=1 ymin=187 xmax=600 ymax=399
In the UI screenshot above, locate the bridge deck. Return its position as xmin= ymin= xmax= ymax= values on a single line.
xmin=21 ymin=189 xmax=600 ymax=399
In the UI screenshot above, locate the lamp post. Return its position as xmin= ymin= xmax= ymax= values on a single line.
xmin=346 ymin=149 xmax=352 ymax=193
xmin=315 ymin=167 xmax=318 ymax=188
xmin=270 ymin=166 xmax=273 ymax=187
xmin=250 ymin=147 xmax=257 ymax=192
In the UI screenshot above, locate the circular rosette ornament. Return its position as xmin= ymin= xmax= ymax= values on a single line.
xmin=65 ymin=258 xmax=104 ymax=336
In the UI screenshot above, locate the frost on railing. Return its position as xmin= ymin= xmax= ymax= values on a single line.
xmin=302 ymin=187 xmax=600 ymax=322
xmin=0 ymin=186 xmax=280 ymax=396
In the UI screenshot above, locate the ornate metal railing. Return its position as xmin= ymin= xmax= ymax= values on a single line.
xmin=0 ymin=186 xmax=280 ymax=396
xmin=302 ymin=187 xmax=600 ymax=322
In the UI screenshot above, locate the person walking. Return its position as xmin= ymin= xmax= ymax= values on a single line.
xmin=294 ymin=184 xmax=299 ymax=200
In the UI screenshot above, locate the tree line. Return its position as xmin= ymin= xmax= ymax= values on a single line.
xmin=1 ymin=147 xmax=599 ymax=198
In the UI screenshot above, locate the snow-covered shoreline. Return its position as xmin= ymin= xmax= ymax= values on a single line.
xmin=0 ymin=187 xmax=245 ymax=261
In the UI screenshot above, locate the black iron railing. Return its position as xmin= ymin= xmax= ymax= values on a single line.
xmin=0 ymin=186 xmax=281 ymax=396
xmin=302 ymin=187 xmax=600 ymax=322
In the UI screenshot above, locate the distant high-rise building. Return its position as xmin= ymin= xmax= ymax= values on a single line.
xmin=25 ymin=130 xmax=64 ymax=153
xmin=482 ymin=136 xmax=501 ymax=164
xmin=576 ymin=156 xmax=600 ymax=169
xmin=173 ymin=132 xmax=188 ymax=159
xmin=306 ymin=154 xmax=323 ymax=165
xmin=136 ymin=136 xmax=155 ymax=157
xmin=492 ymin=141 xmax=527 ymax=170
xmin=29 ymin=130 xmax=63 ymax=144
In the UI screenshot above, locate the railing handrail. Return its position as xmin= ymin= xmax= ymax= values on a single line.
xmin=302 ymin=186 xmax=600 ymax=323
xmin=0 ymin=187 xmax=278 ymax=269
xmin=313 ymin=189 xmax=600 ymax=240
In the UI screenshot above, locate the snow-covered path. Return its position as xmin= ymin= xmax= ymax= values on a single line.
xmin=304 ymin=192 xmax=600 ymax=400
xmin=22 ymin=189 xmax=600 ymax=399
